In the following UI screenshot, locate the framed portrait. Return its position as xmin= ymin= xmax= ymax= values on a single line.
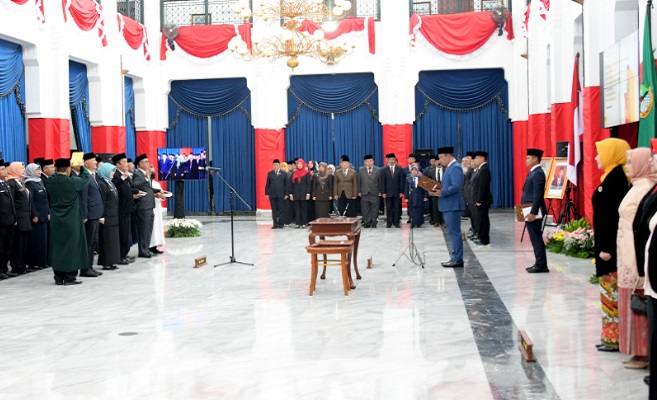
xmin=191 ymin=14 xmax=210 ymax=25
xmin=545 ymin=157 xmax=569 ymax=199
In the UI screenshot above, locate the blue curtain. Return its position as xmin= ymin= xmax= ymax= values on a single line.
xmin=0 ymin=39 xmax=26 ymax=163
xmin=69 ymin=61 xmax=91 ymax=152
xmin=413 ymin=69 xmax=513 ymax=208
xmin=286 ymin=73 xmax=382 ymax=165
xmin=124 ymin=77 xmax=136 ymax=159
xmin=167 ymin=78 xmax=254 ymax=214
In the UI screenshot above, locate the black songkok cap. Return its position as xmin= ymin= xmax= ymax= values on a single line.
xmin=527 ymin=148 xmax=544 ymax=158
xmin=83 ymin=152 xmax=96 ymax=161
xmin=363 ymin=154 xmax=373 ymax=160
xmin=134 ymin=154 xmax=148 ymax=165
xmin=55 ymin=158 xmax=71 ymax=168
xmin=438 ymin=147 xmax=454 ymax=155
xmin=111 ymin=153 xmax=127 ymax=164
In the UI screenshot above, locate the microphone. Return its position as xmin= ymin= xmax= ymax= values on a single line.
xmin=206 ymin=167 xmax=221 ymax=172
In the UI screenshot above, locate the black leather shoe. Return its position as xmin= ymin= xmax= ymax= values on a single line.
xmin=119 ymin=258 xmax=130 ymax=265
xmin=79 ymin=270 xmax=99 ymax=277
xmin=441 ymin=261 xmax=451 ymax=267
xmin=54 ymin=280 xmax=63 ymax=286
xmin=526 ymin=265 xmax=549 ymax=273
xmin=386 ymin=224 xmax=392 ymax=228
xmin=271 ymin=225 xmax=278 ymax=229
xmin=394 ymin=224 xmax=401 ymax=228
xmin=102 ymin=265 xmax=119 ymax=270
xmin=90 ymin=267 xmax=103 ymax=276
xmin=644 ymin=376 xmax=650 ymax=386
xmin=149 ymin=247 xmax=164 ymax=254
xmin=0 ymin=273 xmax=8 ymax=280
xmin=443 ymin=261 xmax=464 ymax=268
xmin=5 ymin=272 xmax=17 ymax=278
xmin=597 ymin=346 xmax=619 ymax=352
xmin=138 ymin=254 xmax=152 ymax=258
xmin=63 ymin=280 xmax=82 ymax=285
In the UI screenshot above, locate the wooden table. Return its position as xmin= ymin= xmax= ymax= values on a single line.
xmin=308 ymin=217 xmax=362 ymax=287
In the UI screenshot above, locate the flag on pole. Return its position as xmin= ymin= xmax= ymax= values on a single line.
xmin=568 ymin=54 xmax=583 ymax=186
xmin=639 ymin=7 xmax=657 ymax=147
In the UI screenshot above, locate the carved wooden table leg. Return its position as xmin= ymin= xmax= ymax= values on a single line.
xmin=351 ymin=230 xmax=362 ymax=280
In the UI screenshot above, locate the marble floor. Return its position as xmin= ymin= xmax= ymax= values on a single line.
xmin=0 ymin=211 xmax=649 ymax=399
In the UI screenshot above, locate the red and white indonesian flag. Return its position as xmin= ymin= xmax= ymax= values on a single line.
xmin=568 ymin=55 xmax=583 ymax=186
xmin=521 ymin=2 xmax=530 ymax=38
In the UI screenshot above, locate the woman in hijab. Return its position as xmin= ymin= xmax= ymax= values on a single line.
xmin=290 ymin=158 xmax=311 ymax=228
xmin=593 ymin=138 xmax=632 ymax=352
xmin=24 ymin=163 xmax=49 ymax=270
xmin=6 ymin=162 xmax=31 ymax=275
xmin=307 ymin=160 xmax=317 ymax=223
xmin=312 ymin=162 xmax=334 ymax=218
xmin=617 ymin=148 xmax=657 ymax=368
xmin=96 ymin=163 xmax=121 ymax=270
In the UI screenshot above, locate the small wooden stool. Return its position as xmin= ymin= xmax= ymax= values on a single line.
xmin=306 ymin=241 xmax=353 ymax=296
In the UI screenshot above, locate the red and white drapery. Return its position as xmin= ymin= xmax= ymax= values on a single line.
xmin=8 ymin=0 xmax=45 ymax=24
xmin=160 ymin=24 xmax=252 ymax=61
xmin=62 ymin=0 xmax=108 ymax=47
xmin=117 ymin=14 xmax=151 ymax=60
xmin=409 ymin=12 xmax=514 ymax=56
xmin=298 ymin=17 xmax=376 ymax=54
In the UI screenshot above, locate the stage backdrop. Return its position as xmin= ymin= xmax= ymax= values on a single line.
xmin=124 ymin=76 xmax=136 ymax=159
xmin=413 ymin=68 xmax=513 ymax=208
xmin=69 ymin=60 xmax=92 ymax=153
xmin=166 ymin=78 xmax=255 ymax=213
xmin=0 ymin=38 xmax=26 ymax=163
xmin=286 ymin=73 xmax=382 ymax=165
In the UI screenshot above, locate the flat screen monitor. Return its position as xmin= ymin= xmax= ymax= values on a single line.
xmin=156 ymin=147 xmax=207 ymax=180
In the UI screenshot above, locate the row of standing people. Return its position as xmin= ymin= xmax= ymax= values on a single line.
xmin=265 ymin=153 xmax=462 ymax=230
xmin=519 ymin=141 xmax=657 ymax=395
xmin=0 ymin=152 xmax=166 ymax=285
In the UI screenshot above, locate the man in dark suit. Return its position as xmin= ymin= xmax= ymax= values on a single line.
xmin=79 ymin=153 xmax=104 ymax=277
xmin=0 ymin=160 xmax=16 ymax=280
xmin=132 ymin=154 xmax=159 ymax=258
xmin=403 ymin=153 xmax=416 ymax=223
xmin=381 ymin=153 xmax=404 ymax=228
xmin=431 ymin=147 xmax=465 ymax=268
xmin=112 ymin=153 xmax=137 ymax=265
xmin=522 ymin=148 xmax=549 ymax=273
xmin=265 ymin=159 xmax=288 ymax=229
xmin=39 ymin=159 xmax=55 ymax=182
xmin=463 ymin=152 xmax=479 ymax=240
xmin=470 ymin=151 xmax=492 ymax=246
xmin=334 ymin=155 xmax=358 ymax=217
xmin=358 ymin=154 xmax=381 ymax=228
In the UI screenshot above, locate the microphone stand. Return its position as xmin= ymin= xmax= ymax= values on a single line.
xmin=211 ymin=169 xmax=253 ymax=267
xmin=393 ymin=181 xmax=425 ymax=268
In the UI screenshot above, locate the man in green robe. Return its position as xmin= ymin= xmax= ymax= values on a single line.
xmin=44 ymin=158 xmax=90 ymax=285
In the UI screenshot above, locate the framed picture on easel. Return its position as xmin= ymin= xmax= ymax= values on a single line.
xmin=545 ymin=158 xmax=569 ymax=199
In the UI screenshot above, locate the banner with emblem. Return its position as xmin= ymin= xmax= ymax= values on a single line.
xmin=639 ymin=6 xmax=657 ymax=147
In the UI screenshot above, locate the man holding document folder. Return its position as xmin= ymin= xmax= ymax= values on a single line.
xmin=522 ymin=148 xmax=549 ymax=273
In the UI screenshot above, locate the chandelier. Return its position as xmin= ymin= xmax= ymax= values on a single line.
xmin=229 ymin=0 xmax=356 ymax=71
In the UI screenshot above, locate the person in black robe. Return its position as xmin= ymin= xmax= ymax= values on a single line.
xmin=111 ymin=153 xmax=137 ymax=265
xmin=0 ymin=160 xmax=17 ymax=280
xmin=312 ymin=162 xmax=334 ymax=219
xmin=6 ymin=162 xmax=31 ymax=275
xmin=24 ymin=164 xmax=49 ymax=270
xmin=290 ymin=159 xmax=311 ymax=228
xmin=97 ymin=163 xmax=122 ymax=270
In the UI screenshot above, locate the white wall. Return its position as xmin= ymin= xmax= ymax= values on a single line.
xmin=1 ymin=0 xmax=586 ymax=141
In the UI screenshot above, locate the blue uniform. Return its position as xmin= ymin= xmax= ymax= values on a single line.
xmin=438 ymin=160 xmax=465 ymax=263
